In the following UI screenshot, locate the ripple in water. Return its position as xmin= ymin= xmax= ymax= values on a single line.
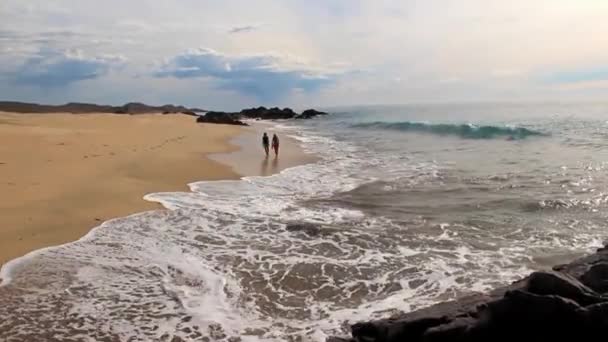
xmin=1 ymin=111 xmax=607 ymax=341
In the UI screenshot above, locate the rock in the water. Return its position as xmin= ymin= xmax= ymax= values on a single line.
xmin=296 ymin=109 xmax=328 ymax=119
xmin=285 ymin=222 xmax=322 ymax=236
xmin=239 ymin=106 xmax=297 ymax=120
xmin=331 ymin=244 xmax=608 ymax=342
xmin=192 ymin=106 xmax=326 ymax=124
xmin=196 ymin=112 xmax=248 ymax=126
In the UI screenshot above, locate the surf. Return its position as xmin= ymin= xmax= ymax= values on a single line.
xmin=351 ymin=121 xmax=547 ymax=140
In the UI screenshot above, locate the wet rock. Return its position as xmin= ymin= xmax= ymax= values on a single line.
xmin=580 ymin=263 xmax=608 ymax=293
xmin=525 ymin=271 xmax=604 ymax=306
xmin=331 ymin=245 xmax=608 ymax=342
xmin=354 ymin=316 xmax=451 ymax=341
xmin=196 ymin=112 xmax=248 ymax=126
xmin=486 ymin=290 xmax=584 ymax=326
xmin=585 ymin=301 xmax=608 ymax=334
xmin=296 ymin=109 xmax=328 ymax=119
xmin=240 ymin=106 xmax=297 ymax=120
xmin=285 ymin=222 xmax=322 ymax=236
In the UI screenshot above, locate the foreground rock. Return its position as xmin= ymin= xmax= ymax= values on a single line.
xmin=330 ymin=244 xmax=608 ymax=341
xmin=196 ymin=112 xmax=247 ymax=126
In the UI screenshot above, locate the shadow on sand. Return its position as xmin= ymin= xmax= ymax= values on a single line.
xmin=260 ymin=156 xmax=280 ymax=176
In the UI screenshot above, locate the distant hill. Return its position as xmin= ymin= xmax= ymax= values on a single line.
xmin=0 ymin=101 xmax=206 ymax=115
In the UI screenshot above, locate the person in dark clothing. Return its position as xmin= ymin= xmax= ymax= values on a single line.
xmin=262 ymin=133 xmax=270 ymax=157
xmin=272 ymin=134 xmax=280 ymax=157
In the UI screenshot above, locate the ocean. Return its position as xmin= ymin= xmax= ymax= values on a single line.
xmin=2 ymin=102 xmax=608 ymax=341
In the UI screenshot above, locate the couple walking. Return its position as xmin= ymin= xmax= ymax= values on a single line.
xmin=262 ymin=133 xmax=279 ymax=157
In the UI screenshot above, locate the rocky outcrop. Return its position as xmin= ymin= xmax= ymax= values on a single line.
xmin=296 ymin=109 xmax=328 ymax=119
xmin=239 ymin=106 xmax=298 ymax=120
xmin=196 ymin=111 xmax=248 ymax=126
xmin=330 ymin=243 xmax=608 ymax=342
xmin=193 ymin=106 xmax=329 ymax=125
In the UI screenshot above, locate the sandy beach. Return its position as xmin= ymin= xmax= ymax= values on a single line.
xmin=0 ymin=112 xmax=313 ymax=266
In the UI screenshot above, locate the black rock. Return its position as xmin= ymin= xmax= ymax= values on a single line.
xmin=196 ymin=111 xmax=248 ymax=126
xmin=296 ymin=109 xmax=328 ymax=119
xmin=331 ymin=245 xmax=608 ymax=342
xmin=239 ymin=106 xmax=297 ymax=120
xmin=285 ymin=222 xmax=322 ymax=236
xmin=584 ymin=301 xmax=608 ymax=334
xmin=524 ymin=271 xmax=604 ymax=306
xmin=239 ymin=106 xmax=267 ymax=118
xmin=581 ymin=263 xmax=608 ymax=293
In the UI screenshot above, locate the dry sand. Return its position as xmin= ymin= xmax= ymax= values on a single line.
xmin=0 ymin=112 xmax=314 ymax=266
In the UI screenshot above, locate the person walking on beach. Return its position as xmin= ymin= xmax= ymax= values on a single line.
xmin=262 ymin=132 xmax=270 ymax=157
xmin=272 ymin=134 xmax=280 ymax=157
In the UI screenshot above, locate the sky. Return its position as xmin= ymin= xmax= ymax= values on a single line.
xmin=1 ymin=0 xmax=608 ymax=110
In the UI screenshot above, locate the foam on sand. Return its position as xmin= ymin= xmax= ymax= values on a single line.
xmin=0 ymin=121 xmax=603 ymax=341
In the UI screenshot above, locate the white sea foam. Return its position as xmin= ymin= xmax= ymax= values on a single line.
xmin=1 ymin=119 xmax=606 ymax=341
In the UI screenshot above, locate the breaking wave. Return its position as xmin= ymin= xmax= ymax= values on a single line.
xmin=351 ymin=121 xmax=547 ymax=139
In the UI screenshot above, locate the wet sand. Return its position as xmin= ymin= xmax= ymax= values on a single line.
xmin=0 ymin=112 xmax=314 ymax=266
xmin=210 ymin=122 xmax=318 ymax=177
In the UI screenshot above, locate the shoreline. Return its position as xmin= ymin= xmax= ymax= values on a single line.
xmin=210 ymin=121 xmax=319 ymax=177
xmin=0 ymin=112 xmax=316 ymax=271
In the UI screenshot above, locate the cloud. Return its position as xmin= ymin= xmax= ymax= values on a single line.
xmin=228 ymin=24 xmax=260 ymax=34
xmin=154 ymin=48 xmax=335 ymax=100
xmin=4 ymin=0 xmax=608 ymax=106
xmin=0 ymin=29 xmax=87 ymax=49
xmin=12 ymin=49 xmax=126 ymax=87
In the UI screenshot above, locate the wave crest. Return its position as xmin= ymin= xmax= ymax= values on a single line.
xmin=351 ymin=121 xmax=547 ymax=139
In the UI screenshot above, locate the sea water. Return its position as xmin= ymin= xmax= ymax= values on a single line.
xmin=2 ymin=102 xmax=608 ymax=341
